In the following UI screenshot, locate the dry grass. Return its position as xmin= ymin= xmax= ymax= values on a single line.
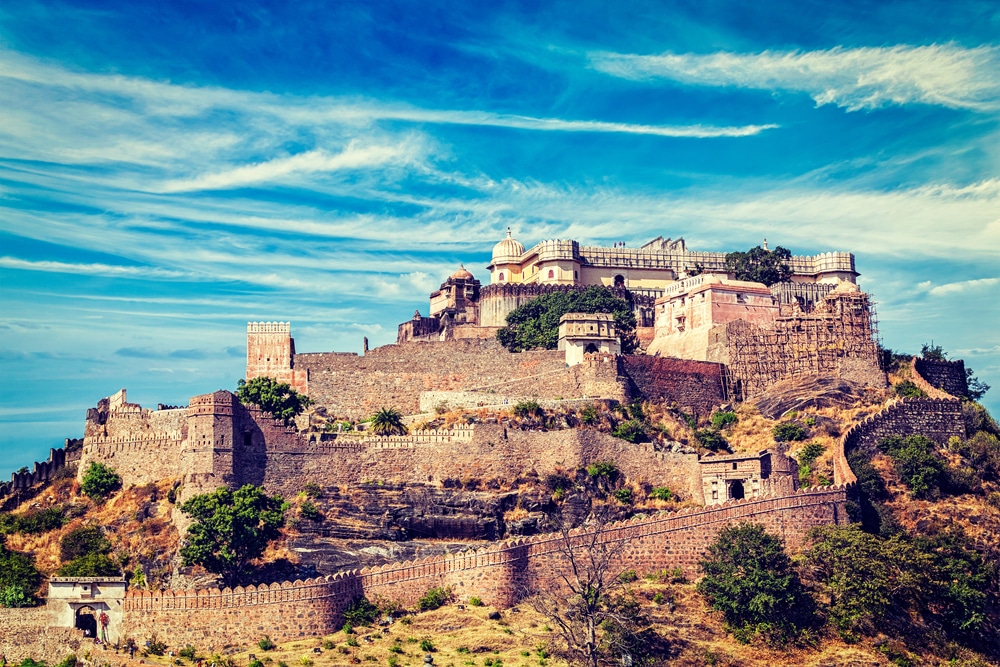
xmin=137 ymin=576 xmax=980 ymax=667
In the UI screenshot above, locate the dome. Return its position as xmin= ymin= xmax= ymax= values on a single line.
xmin=450 ymin=264 xmax=474 ymax=281
xmin=491 ymin=227 xmax=525 ymax=264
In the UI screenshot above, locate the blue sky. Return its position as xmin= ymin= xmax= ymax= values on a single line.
xmin=1 ymin=0 xmax=998 ymax=476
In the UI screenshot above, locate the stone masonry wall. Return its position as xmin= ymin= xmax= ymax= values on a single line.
xmin=79 ymin=406 xmax=187 ymax=487
xmin=0 ymin=607 xmax=83 ymax=663
xmin=0 ymin=446 xmax=69 ymax=499
xmin=622 ymin=356 xmax=727 ymax=415
xmin=121 ymin=486 xmax=847 ymax=651
xmin=914 ymin=358 xmax=968 ymax=398
xmin=841 ymin=397 xmax=966 ymax=456
xmin=240 ymin=421 xmax=704 ymax=501
xmin=295 ymin=340 xmax=576 ymax=420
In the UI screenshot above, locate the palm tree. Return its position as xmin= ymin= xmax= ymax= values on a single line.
xmin=369 ymin=407 xmax=407 ymax=436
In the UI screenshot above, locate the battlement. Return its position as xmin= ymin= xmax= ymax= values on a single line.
xmin=120 ymin=484 xmax=848 ymax=649
xmin=247 ymin=321 xmax=291 ymax=333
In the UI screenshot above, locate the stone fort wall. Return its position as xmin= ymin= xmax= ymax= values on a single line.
xmin=840 ymin=397 xmax=965 ymax=456
xmin=914 ymin=358 xmax=968 ymax=398
xmin=120 ymin=486 xmax=848 ymax=651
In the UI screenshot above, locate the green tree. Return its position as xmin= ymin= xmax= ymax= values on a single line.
xmin=803 ymin=525 xmax=929 ymax=639
xmin=724 ymin=246 xmax=793 ymax=286
xmin=697 ymin=523 xmax=813 ymax=644
xmin=497 ymin=286 xmax=637 ymax=353
xmin=80 ymin=462 xmax=121 ymax=500
xmin=179 ymin=485 xmax=287 ymax=587
xmin=368 ymin=407 xmax=407 ymax=436
xmin=921 ymin=342 xmax=947 ymax=361
xmin=0 ymin=537 xmax=41 ymax=607
xmin=236 ymin=377 xmax=313 ymax=425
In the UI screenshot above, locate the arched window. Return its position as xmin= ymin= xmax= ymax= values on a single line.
xmin=548 ymin=269 xmax=555 ymax=279
xmin=498 ymin=272 xmax=505 ymax=281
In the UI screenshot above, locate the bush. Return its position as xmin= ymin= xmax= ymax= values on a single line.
xmin=0 ymin=540 xmax=40 ymax=607
xmin=417 ymin=586 xmax=452 ymax=611
xmin=694 ymin=428 xmax=729 ymax=451
xmin=585 ymin=461 xmax=617 ymax=479
xmin=612 ymin=488 xmax=633 ymax=504
xmin=179 ymin=645 xmax=198 ymax=660
xmin=54 ymin=655 xmax=77 ymax=667
xmin=697 ymin=523 xmax=813 ymax=644
xmin=60 ymin=526 xmax=110 ymax=561
xmin=648 ymin=487 xmax=673 ymax=501
xmin=878 ymin=435 xmax=945 ymax=499
xmin=579 ymin=406 xmax=599 ymax=425
xmin=299 ymin=500 xmax=322 ymax=521
xmin=468 ymin=596 xmax=483 ymax=606
xmin=710 ymin=411 xmax=738 ymax=429
xmin=56 ymin=552 xmax=120 ymax=577
xmin=303 ymin=482 xmax=322 ymax=499
xmin=611 ymin=420 xmax=645 ymax=443
xmin=0 ymin=507 xmax=65 ymax=535
xmin=619 ymin=570 xmax=638 ymax=583
xmin=80 ymin=462 xmax=121 ymax=500
xmin=147 ymin=635 xmax=167 ymax=656
xmin=321 ymin=639 xmax=335 ymax=650
xmin=258 ymin=636 xmax=277 ymax=651
xmin=772 ymin=422 xmax=807 ymax=442
xmin=894 ymin=380 xmax=926 ymax=399
xmin=797 ymin=442 xmax=826 ymax=467
xmin=343 ymin=596 xmax=380 ymax=626
xmin=513 ymin=400 xmax=543 ymax=419
xmin=419 ymin=638 xmax=435 ymax=652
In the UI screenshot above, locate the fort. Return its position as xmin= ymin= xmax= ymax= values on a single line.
xmin=0 ymin=230 xmax=977 ymax=659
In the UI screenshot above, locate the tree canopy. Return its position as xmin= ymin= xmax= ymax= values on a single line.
xmin=368 ymin=407 xmax=407 ymax=436
xmin=697 ymin=522 xmax=813 ymax=644
xmin=80 ymin=462 xmax=121 ymax=500
xmin=236 ymin=377 xmax=313 ymax=424
xmin=496 ymin=286 xmax=637 ymax=353
xmin=180 ymin=485 xmax=287 ymax=587
xmin=724 ymin=246 xmax=793 ymax=286
xmin=0 ymin=537 xmax=40 ymax=607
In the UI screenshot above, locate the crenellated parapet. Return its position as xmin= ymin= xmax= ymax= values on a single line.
xmin=120 ymin=484 xmax=848 ymax=649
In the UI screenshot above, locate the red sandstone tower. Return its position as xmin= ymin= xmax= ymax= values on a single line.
xmin=246 ymin=322 xmax=309 ymax=395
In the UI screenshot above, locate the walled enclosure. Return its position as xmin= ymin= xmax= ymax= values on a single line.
xmin=119 ymin=486 xmax=848 ymax=650
xmin=114 ymin=391 xmax=972 ymax=651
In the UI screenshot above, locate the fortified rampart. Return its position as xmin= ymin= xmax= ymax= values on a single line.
xmin=294 ymin=339 xmax=630 ymax=420
xmin=0 ymin=443 xmax=78 ymax=500
xmin=119 ymin=485 xmax=848 ymax=650
xmin=913 ymin=358 xmax=968 ymax=398
xmin=840 ymin=397 xmax=966 ymax=457
xmin=620 ymin=356 xmax=727 ymax=414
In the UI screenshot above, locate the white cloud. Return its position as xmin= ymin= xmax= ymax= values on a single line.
xmin=159 ymin=142 xmax=418 ymax=192
xmin=928 ymin=277 xmax=1000 ymax=296
xmin=590 ymin=44 xmax=1000 ymax=111
xmin=0 ymin=257 xmax=190 ymax=279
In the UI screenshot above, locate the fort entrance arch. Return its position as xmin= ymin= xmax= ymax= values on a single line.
xmin=47 ymin=577 xmax=126 ymax=642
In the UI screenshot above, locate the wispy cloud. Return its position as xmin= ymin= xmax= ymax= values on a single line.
xmin=0 ymin=257 xmax=190 ymax=279
xmin=590 ymin=44 xmax=1000 ymax=111
xmin=926 ymin=277 xmax=1000 ymax=296
xmin=159 ymin=142 xmax=421 ymax=192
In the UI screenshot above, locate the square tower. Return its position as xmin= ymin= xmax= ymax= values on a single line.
xmin=246 ymin=322 xmax=308 ymax=395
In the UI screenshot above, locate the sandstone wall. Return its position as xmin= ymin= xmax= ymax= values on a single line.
xmin=242 ymin=421 xmax=703 ymax=501
xmin=0 ymin=607 xmax=82 ymax=662
xmin=622 ymin=356 xmax=727 ymax=415
xmin=121 ymin=486 xmax=847 ymax=651
xmin=914 ymin=358 xmax=968 ymax=398
xmin=79 ymin=406 xmax=187 ymax=487
xmin=295 ymin=341 xmax=634 ymax=420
